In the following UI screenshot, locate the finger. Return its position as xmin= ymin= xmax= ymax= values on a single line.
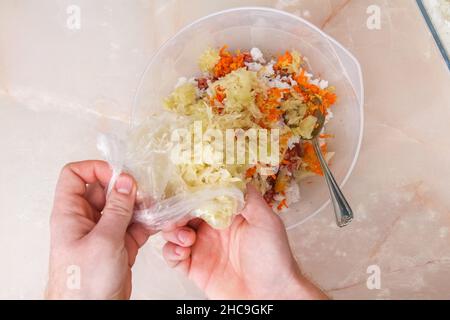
xmin=159 ymin=215 xmax=193 ymax=232
xmin=172 ymin=259 xmax=191 ymax=275
xmin=162 ymin=242 xmax=191 ymax=267
xmin=127 ymin=223 xmax=156 ymax=248
xmin=51 ymin=161 xmax=112 ymax=226
xmin=162 ymin=227 xmax=196 ymax=247
xmin=125 ymin=224 xmax=156 ymax=267
xmin=188 ymin=218 xmax=204 ymax=230
xmin=55 ymin=160 xmax=112 ymax=199
xmin=85 ymin=182 xmax=106 ymax=214
xmin=240 ymin=183 xmax=279 ymax=227
xmin=230 ymin=214 xmax=245 ymax=228
xmin=94 ymin=174 xmax=136 ymax=240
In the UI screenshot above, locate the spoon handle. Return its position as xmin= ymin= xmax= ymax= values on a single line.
xmin=312 ymin=138 xmax=353 ymax=227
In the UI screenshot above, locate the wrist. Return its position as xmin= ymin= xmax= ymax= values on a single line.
xmin=46 ymin=264 xmax=89 ymax=300
xmin=268 ymin=260 xmax=328 ymax=300
xmin=287 ymin=272 xmax=329 ymax=300
xmin=45 ymin=278 xmax=81 ymax=300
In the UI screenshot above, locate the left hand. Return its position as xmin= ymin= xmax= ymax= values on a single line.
xmin=46 ymin=160 xmax=153 ymax=299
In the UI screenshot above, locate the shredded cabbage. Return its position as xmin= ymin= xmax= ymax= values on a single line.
xmin=163 ymin=83 xmax=197 ymax=115
xmin=192 ymin=195 xmax=239 ymax=229
xmin=198 ymin=48 xmax=220 ymax=73
xmin=212 ymin=68 xmax=261 ymax=116
xmin=295 ymin=115 xmax=318 ymax=139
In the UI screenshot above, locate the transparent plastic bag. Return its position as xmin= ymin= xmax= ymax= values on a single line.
xmin=133 ymin=187 xmax=244 ymax=230
xmin=97 ymin=113 xmax=245 ymax=231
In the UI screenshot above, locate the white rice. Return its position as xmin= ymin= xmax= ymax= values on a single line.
xmin=250 ymin=47 xmax=266 ymax=63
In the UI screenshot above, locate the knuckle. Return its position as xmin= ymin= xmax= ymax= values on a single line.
xmin=61 ymin=162 xmax=75 ymax=175
xmin=104 ymin=197 xmax=131 ymax=217
xmin=162 ymin=243 xmax=174 ymax=257
xmin=162 ymin=230 xmax=176 ymax=242
xmin=58 ymin=162 xmax=78 ymax=181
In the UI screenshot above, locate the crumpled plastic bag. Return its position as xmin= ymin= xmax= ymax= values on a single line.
xmin=97 ymin=113 xmax=244 ymax=230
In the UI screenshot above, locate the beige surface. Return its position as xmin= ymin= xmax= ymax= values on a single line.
xmin=0 ymin=0 xmax=449 ymax=299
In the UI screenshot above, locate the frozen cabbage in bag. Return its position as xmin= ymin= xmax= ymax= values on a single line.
xmin=133 ymin=187 xmax=244 ymax=230
xmin=97 ymin=112 xmax=245 ymax=230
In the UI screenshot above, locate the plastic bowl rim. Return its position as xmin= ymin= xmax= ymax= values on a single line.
xmin=132 ymin=6 xmax=365 ymax=230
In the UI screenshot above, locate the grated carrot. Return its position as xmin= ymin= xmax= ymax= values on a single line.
xmin=215 ymin=86 xmax=226 ymax=103
xmin=277 ymin=199 xmax=288 ymax=210
xmin=302 ymin=142 xmax=327 ymax=176
xmin=319 ymin=133 xmax=335 ymax=139
xmin=213 ymin=46 xmax=245 ymax=78
xmin=245 ymin=166 xmax=257 ymax=178
xmin=274 ymin=51 xmax=293 ymax=71
xmin=256 ymin=88 xmax=288 ymax=125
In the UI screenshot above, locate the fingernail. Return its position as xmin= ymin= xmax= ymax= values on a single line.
xmin=175 ymin=246 xmax=184 ymax=256
xmin=115 ymin=175 xmax=133 ymax=195
xmin=178 ymin=229 xmax=190 ymax=244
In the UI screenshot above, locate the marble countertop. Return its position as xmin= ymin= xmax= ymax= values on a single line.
xmin=0 ymin=0 xmax=449 ymax=299
xmin=423 ymin=0 xmax=450 ymax=54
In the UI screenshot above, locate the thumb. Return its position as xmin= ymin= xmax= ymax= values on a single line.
xmin=241 ymin=183 xmax=280 ymax=227
xmin=95 ymin=173 xmax=136 ymax=240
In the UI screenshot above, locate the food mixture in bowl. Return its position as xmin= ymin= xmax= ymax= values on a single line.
xmin=162 ymin=46 xmax=337 ymax=214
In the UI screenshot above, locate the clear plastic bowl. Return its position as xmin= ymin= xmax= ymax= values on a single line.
xmin=133 ymin=7 xmax=364 ymax=229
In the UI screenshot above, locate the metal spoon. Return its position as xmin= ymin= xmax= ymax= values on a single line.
xmin=302 ymin=110 xmax=353 ymax=227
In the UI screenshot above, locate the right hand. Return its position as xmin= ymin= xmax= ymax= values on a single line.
xmin=161 ymin=184 xmax=328 ymax=300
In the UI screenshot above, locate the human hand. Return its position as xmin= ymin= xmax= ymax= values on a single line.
xmin=46 ymin=160 xmax=152 ymax=299
xmin=161 ymin=184 xmax=327 ymax=300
